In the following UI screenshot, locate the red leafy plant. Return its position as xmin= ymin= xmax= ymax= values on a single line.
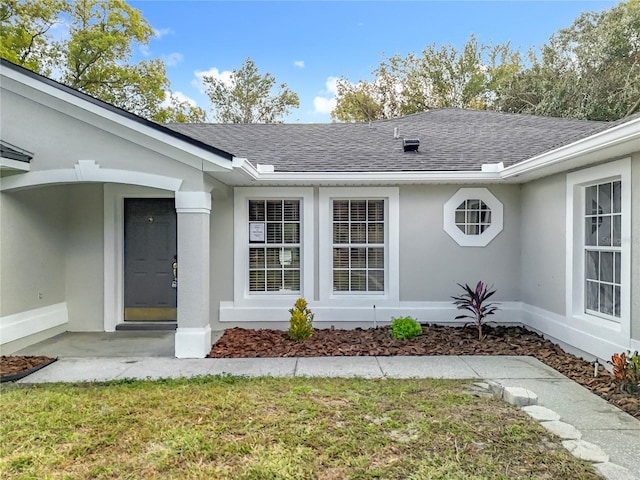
xmin=451 ymin=281 xmax=500 ymax=340
xmin=611 ymin=351 xmax=640 ymax=394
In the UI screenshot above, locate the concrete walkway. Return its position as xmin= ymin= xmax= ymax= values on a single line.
xmin=11 ymin=333 xmax=640 ymax=478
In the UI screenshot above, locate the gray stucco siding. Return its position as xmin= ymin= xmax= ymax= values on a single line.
xmin=0 ymin=186 xmax=68 ymax=316
xmin=65 ymin=184 xmax=105 ymax=331
xmin=398 ymin=184 xmax=521 ymax=303
xmin=519 ymin=173 xmax=567 ymax=315
xmin=209 ymin=184 xmax=234 ymax=325
xmin=1 ymin=90 xmax=210 ymax=192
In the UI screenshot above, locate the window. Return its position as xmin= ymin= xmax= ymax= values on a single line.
xmin=584 ymin=181 xmax=622 ymax=318
xmin=319 ymin=187 xmax=399 ymax=302
xmin=455 ymin=199 xmax=491 ymax=235
xmin=248 ymin=199 xmax=300 ymax=293
xmin=566 ymin=158 xmax=630 ymax=341
xmin=332 ymin=199 xmax=385 ymax=292
xmin=444 ymin=188 xmax=503 ymax=247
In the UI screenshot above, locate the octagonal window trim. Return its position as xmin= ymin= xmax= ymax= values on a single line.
xmin=444 ymin=188 xmax=503 ymax=247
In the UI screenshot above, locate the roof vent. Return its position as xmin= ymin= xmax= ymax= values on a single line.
xmin=403 ymin=138 xmax=420 ymax=152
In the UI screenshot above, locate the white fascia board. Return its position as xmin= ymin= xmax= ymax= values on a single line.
xmin=501 ymin=117 xmax=640 ymax=181
xmin=1 ymin=67 xmax=232 ymax=172
xmin=225 ymin=167 xmax=502 ymax=186
xmin=0 ymin=156 xmax=30 ymax=171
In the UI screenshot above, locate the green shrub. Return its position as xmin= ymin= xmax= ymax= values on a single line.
xmin=288 ymin=298 xmax=314 ymax=341
xmin=390 ymin=316 xmax=422 ymax=339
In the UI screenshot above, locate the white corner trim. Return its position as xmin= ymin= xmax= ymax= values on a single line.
xmin=175 ymin=326 xmax=211 ymax=358
xmin=443 ymin=188 xmax=503 ymax=247
xmin=175 ymin=191 xmax=212 ymax=213
xmin=0 ymin=160 xmax=183 ymax=192
xmin=481 ymin=162 xmax=504 ymax=173
xmin=0 ymin=302 xmax=68 ymax=345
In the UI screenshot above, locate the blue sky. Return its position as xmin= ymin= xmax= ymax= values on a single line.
xmin=130 ymin=0 xmax=617 ymax=123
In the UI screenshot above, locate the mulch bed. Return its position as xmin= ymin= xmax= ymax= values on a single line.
xmin=209 ymin=324 xmax=640 ymax=420
xmin=0 ymin=356 xmax=56 ymax=383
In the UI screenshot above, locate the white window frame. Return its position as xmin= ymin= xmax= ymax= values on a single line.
xmin=443 ymin=188 xmax=503 ymax=247
xmin=319 ymin=187 xmax=399 ymax=304
xmin=566 ymin=158 xmax=631 ymax=337
xmin=234 ymin=187 xmax=314 ymax=305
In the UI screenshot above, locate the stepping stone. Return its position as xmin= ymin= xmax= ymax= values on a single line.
xmin=522 ymin=405 xmax=561 ymax=422
xmin=540 ymin=420 xmax=581 ymax=440
xmin=562 ymin=440 xmax=609 ymax=463
xmin=502 ymin=386 xmax=538 ymax=406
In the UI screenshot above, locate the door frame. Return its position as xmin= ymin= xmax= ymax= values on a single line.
xmin=104 ymin=184 xmax=175 ymax=331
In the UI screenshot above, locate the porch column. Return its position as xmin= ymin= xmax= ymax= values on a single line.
xmin=174 ymin=191 xmax=212 ymax=358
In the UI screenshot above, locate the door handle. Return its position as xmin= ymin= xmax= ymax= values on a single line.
xmin=172 ymin=255 xmax=178 ymax=288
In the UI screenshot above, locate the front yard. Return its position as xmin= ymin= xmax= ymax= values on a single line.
xmin=1 ymin=376 xmax=601 ymax=479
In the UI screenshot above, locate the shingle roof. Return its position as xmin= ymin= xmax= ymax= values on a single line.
xmin=167 ymin=109 xmax=613 ymax=173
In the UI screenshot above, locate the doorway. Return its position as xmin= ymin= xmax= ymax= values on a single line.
xmin=123 ymin=198 xmax=177 ymax=321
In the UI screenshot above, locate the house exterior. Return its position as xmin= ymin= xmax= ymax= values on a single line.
xmin=1 ymin=58 xmax=639 ymax=360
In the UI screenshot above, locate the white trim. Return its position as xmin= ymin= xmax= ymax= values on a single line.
xmin=220 ymin=300 xmax=521 ymax=325
xmin=443 ymin=188 xmax=503 ymax=247
xmin=318 ymin=187 xmax=399 ymax=304
xmin=565 ymin=158 xmax=631 ymax=348
xmin=502 ymin=116 xmax=640 ymax=181
xmin=175 ymin=326 xmax=211 ymax=358
xmin=521 ymin=303 xmax=631 ymax=361
xmin=0 ymin=160 xmax=183 ymax=192
xmin=0 ymin=157 xmax=30 ymax=172
xmin=103 ymin=185 xmax=175 ymax=332
xmin=232 ymin=187 xmax=314 ymax=305
xmin=0 ymin=302 xmax=68 ymax=345
xmin=175 ymin=191 xmax=212 ymax=213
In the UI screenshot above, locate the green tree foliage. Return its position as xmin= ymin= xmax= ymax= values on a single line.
xmin=0 ymin=0 xmax=204 ymax=122
xmin=332 ymin=35 xmax=521 ymax=122
xmin=203 ymin=57 xmax=300 ymax=123
xmin=496 ymin=0 xmax=640 ymax=120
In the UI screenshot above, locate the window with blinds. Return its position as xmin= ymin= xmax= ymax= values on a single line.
xmin=248 ymin=199 xmax=300 ymax=293
xmin=332 ymin=199 xmax=384 ymax=293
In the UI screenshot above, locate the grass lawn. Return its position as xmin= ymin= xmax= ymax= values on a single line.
xmin=1 ymin=376 xmax=601 ymax=480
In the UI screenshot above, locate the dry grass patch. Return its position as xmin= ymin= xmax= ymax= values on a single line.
xmin=0 ymin=376 xmax=601 ymax=479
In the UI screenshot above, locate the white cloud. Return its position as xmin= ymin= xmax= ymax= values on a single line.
xmin=325 ymin=76 xmax=339 ymax=95
xmin=162 ymin=52 xmax=184 ymax=67
xmin=294 ymin=60 xmax=305 ymax=68
xmin=192 ymin=67 xmax=234 ymax=93
xmin=153 ymin=27 xmax=173 ymax=39
xmin=313 ymin=96 xmax=336 ymax=115
xmin=139 ymin=44 xmax=150 ymax=56
xmin=160 ymin=90 xmax=198 ymax=108
xmin=312 ymin=76 xmax=340 ymax=115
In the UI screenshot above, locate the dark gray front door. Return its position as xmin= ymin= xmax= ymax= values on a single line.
xmin=124 ymin=198 xmax=177 ymax=321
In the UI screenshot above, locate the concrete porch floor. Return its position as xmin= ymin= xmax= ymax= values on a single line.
xmin=12 ymin=331 xmax=224 ymax=358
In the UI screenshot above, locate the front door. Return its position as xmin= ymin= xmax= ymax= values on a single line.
xmin=124 ymin=198 xmax=177 ymax=321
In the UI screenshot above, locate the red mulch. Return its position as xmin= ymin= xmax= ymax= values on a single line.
xmin=209 ymin=324 xmax=640 ymax=420
xmin=1 ymin=356 xmax=55 ymax=378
